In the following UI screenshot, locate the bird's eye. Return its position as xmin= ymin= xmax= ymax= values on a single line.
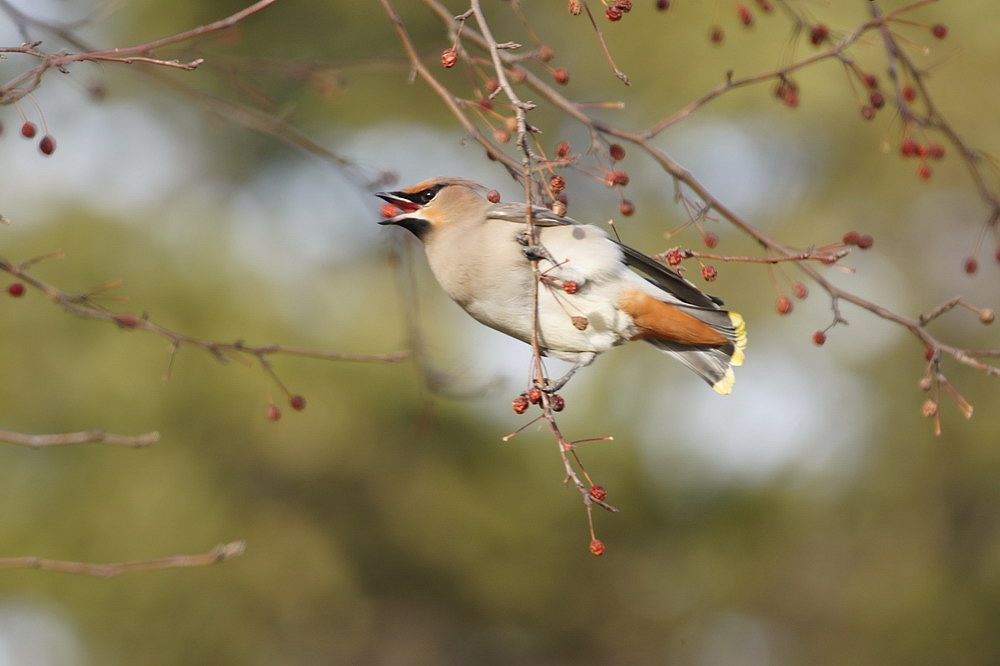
xmin=418 ymin=189 xmax=435 ymax=204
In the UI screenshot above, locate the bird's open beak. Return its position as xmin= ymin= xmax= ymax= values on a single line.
xmin=376 ymin=191 xmax=422 ymax=224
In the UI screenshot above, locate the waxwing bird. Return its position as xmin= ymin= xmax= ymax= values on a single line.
xmin=376 ymin=177 xmax=747 ymax=394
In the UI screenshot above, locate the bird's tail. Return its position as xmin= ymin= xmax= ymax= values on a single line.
xmin=646 ymin=311 xmax=747 ymax=394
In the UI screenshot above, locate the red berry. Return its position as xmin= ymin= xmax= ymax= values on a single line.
xmin=485 ymin=78 xmax=499 ymax=94
xmin=917 ymin=144 xmax=930 ymax=158
xmin=931 ymin=23 xmax=947 ymax=39
xmin=441 ymin=48 xmax=458 ymax=68
xmin=20 ymin=121 xmax=37 ymax=138
xmin=478 ymin=97 xmax=493 ymax=111
xmin=512 ymin=395 xmax=529 ymax=414
xmin=861 ymin=105 xmax=876 ymax=121
xmin=928 ymin=144 xmax=945 ymax=160
xmin=553 ymin=68 xmax=569 ymax=85
xmin=289 ymin=394 xmax=306 ymax=411
xmin=562 ymin=280 xmax=579 ymax=294
xmin=609 ymin=171 xmax=629 ymax=186
xmin=664 ymin=249 xmax=683 ymax=267
xmin=964 ymin=257 xmax=978 ymax=275
xmin=901 ymin=138 xmax=918 ymax=156
xmin=619 ymin=199 xmax=635 ymax=216
xmin=656 ymin=0 xmax=670 ymax=9
xmin=115 ymin=314 xmax=140 ymax=328
xmin=863 ymin=73 xmax=878 ymax=89
xmin=7 ymin=282 xmax=25 ymax=297
xmin=809 ymin=24 xmax=829 ymax=46
xmin=843 ymin=231 xmax=861 ymax=246
xmin=755 ymin=0 xmax=773 ymax=13
xmin=493 ymin=128 xmax=510 ymax=144
xmin=527 ymin=387 xmax=542 ymax=405
xmin=615 ymin=0 xmax=632 ymax=11
xmin=918 ymin=164 xmax=932 ymax=180
xmin=784 ymin=90 xmax=799 ymax=108
xmin=486 ymin=190 xmax=501 ymax=204
xmin=924 ymin=346 xmax=935 ymax=361
xmin=870 ymin=91 xmax=885 ymax=109
xmin=776 ymin=296 xmax=792 ymax=314
xmin=793 ymin=282 xmax=809 ymax=299
xmin=737 ymin=5 xmax=753 ymax=26
xmin=568 ymin=0 xmax=582 ymax=15
xmin=812 ymin=330 xmax=827 ymax=346
xmin=267 ymin=404 xmax=282 ymax=422
xmin=703 ymin=232 xmax=718 ymax=248
xmin=508 ymin=67 xmax=527 ymax=83
xmin=701 ymin=265 xmax=718 ymax=281
xmin=538 ymin=46 xmax=555 ymax=62
xmin=550 ymin=175 xmax=566 ymax=193
xmin=709 ymin=26 xmax=724 ymax=44
xmin=556 ymin=141 xmax=571 ymax=158
xmin=857 ymin=234 xmax=874 ymax=249
xmin=589 ymin=539 xmax=606 ymax=556
xmin=902 ymin=85 xmax=916 ymax=102
xmin=606 ymin=6 xmax=622 ymax=21
xmin=589 ymin=485 xmax=607 ymax=501
xmin=380 ymin=203 xmax=400 ymax=218
xmin=609 ymin=144 xmax=626 ymax=162
xmin=551 ymin=394 xmax=566 ymax=412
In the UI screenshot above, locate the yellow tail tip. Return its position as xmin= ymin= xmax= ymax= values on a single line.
xmin=712 ymin=366 xmax=736 ymax=395
xmin=728 ymin=312 xmax=748 ymax=367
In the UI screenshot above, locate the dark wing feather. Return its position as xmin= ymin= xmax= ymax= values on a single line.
xmin=485 ymin=203 xmax=576 ymax=227
xmin=616 ymin=242 xmax=724 ymax=308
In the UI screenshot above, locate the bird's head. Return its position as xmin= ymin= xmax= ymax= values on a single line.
xmin=376 ymin=177 xmax=489 ymax=240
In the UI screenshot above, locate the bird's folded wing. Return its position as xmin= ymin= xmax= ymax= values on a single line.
xmin=486 ymin=202 xmax=577 ymax=227
xmin=616 ymin=243 xmax=723 ymax=308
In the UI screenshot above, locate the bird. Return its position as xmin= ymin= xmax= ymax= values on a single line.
xmin=376 ymin=177 xmax=746 ymax=394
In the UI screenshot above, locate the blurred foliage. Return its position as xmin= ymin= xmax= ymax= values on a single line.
xmin=1 ymin=1 xmax=999 ymax=664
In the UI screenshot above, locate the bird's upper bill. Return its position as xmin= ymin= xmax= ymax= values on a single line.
xmin=375 ymin=191 xmax=423 ymax=219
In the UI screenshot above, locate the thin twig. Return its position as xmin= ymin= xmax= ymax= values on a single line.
xmin=0 ymin=429 xmax=159 ymax=449
xmin=0 ymin=541 xmax=245 ymax=577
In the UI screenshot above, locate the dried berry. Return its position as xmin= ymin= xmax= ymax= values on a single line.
xmin=812 ymin=330 xmax=827 ymax=346
xmin=776 ymin=296 xmax=792 ymax=315
xmin=608 ymin=171 xmax=629 ymax=186
xmin=709 ymin=26 xmax=724 ymax=44
xmin=902 ymin=86 xmax=916 ymax=102
xmin=656 ymin=0 xmax=670 ymax=9
xmin=793 ymin=282 xmax=809 ymax=299
xmin=20 ymin=121 xmax=37 ymax=139
xmin=440 ymin=48 xmax=458 ymax=69
xmin=486 ymin=190 xmax=501 ymax=204
xmin=870 ymin=91 xmax=885 ymax=109
xmin=918 ymin=164 xmax=932 ymax=180
xmin=512 ymin=395 xmax=529 ymax=414
xmin=553 ymin=68 xmax=570 ymax=85
xmin=556 ymin=141 xmax=571 ymax=158
xmin=964 ymin=257 xmax=978 ymax=274
xmin=619 ymin=199 xmax=635 ymax=216
xmin=606 ymin=6 xmax=623 ymax=21
xmin=861 ymin=105 xmax=876 ymax=121
xmin=931 ymin=23 xmax=948 ymax=39
xmin=289 ymin=394 xmax=307 ymax=411
xmin=980 ymin=309 xmax=995 ymax=325
xmin=809 ymin=24 xmax=829 ymax=45
xmin=550 ymin=175 xmax=566 ymax=193
xmin=737 ymin=5 xmax=753 ymax=26
xmin=562 ymin=280 xmax=579 ymax=294
xmin=568 ymin=0 xmax=582 ymax=15
xmin=664 ymin=249 xmax=683 ymax=267
xmin=589 ymin=539 xmax=606 ymax=556
xmin=538 ymin=46 xmax=555 ymax=62
xmin=380 ymin=203 xmax=400 ymax=218
xmin=267 ymin=404 xmax=282 ymax=422
xmin=609 ymin=144 xmax=626 ymax=162
xmin=857 ymin=234 xmax=874 ymax=249
xmin=527 ymin=387 xmax=543 ymax=405
xmin=551 ymin=394 xmax=566 ymax=412
xmin=922 ymin=399 xmax=938 ymax=417
xmin=703 ymin=232 xmax=718 ymax=248
xmin=701 ymin=265 xmax=718 ymax=281
xmin=843 ymin=231 xmax=861 ymax=246
xmin=590 ymin=485 xmax=607 ymax=501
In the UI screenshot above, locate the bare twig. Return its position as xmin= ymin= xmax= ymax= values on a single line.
xmin=0 ymin=429 xmax=159 ymax=449
xmin=0 ymin=541 xmax=245 ymax=577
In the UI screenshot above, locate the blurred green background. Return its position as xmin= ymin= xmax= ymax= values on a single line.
xmin=1 ymin=1 xmax=999 ymax=664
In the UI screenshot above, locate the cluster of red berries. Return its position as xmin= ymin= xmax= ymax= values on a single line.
xmin=8 ymin=121 xmax=56 ymax=155
xmin=774 ymin=78 xmax=800 ymax=108
xmin=512 ymin=387 xmax=566 ymax=414
xmin=266 ymin=394 xmax=307 ymax=422
xmin=605 ymin=0 xmax=632 ymax=21
xmin=899 ymin=135 xmax=945 ymax=180
xmin=842 ymin=231 xmax=874 ymax=249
